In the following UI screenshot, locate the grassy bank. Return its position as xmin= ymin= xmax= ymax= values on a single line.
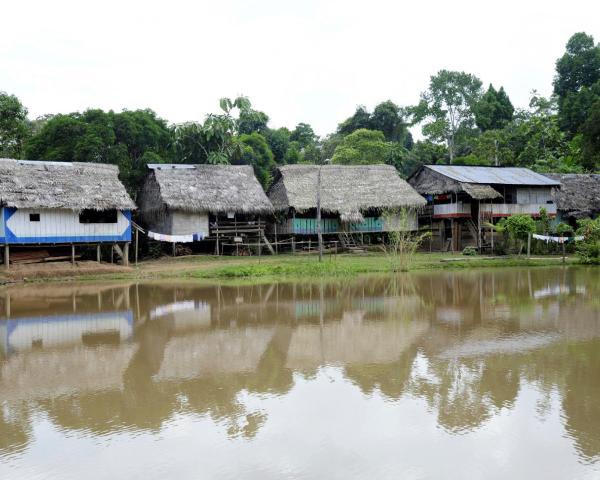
xmin=182 ymin=252 xmax=576 ymax=280
xmin=0 ymin=252 xmax=579 ymax=285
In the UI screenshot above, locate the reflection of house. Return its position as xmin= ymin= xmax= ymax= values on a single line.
xmin=0 ymin=311 xmax=133 ymax=355
xmin=155 ymin=327 xmax=276 ymax=380
xmin=268 ymin=164 xmax=426 ymax=236
xmin=408 ymin=165 xmax=561 ymax=251
xmin=285 ymin=312 xmax=428 ymax=370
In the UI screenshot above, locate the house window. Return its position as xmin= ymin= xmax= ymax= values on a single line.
xmin=29 ymin=213 xmax=40 ymax=222
xmin=79 ymin=209 xmax=118 ymax=224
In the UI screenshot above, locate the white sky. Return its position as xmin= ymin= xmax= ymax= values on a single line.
xmin=1 ymin=0 xmax=599 ymax=137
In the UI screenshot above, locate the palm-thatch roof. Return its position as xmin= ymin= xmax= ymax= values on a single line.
xmin=0 ymin=159 xmax=135 ymax=211
xmin=544 ymin=173 xmax=600 ymax=219
xmin=268 ymin=164 xmax=426 ymax=222
xmin=139 ymin=164 xmax=273 ymax=215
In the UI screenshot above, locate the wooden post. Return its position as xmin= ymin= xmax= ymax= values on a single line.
xmin=274 ymin=223 xmax=278 ymax=255
xmin=292 ymin=236 xmax=296 ymax=254
xmin=450 ymin=219 xmax=454 ymax=253
xmin=491 ymin=220 xmax=494 ymax=253
xmin=172 ymin=242 xmax=176 ymax=257
xmin=71 ymin=244 xmax=75 ymax=265
xmin=258 ymin=229 xmax=261 ymax=260
xmin=97 ymin=244 xmax=101 ymax=263
xmin=135 ymin=228 xmax=139 ymax=266
xmin=123 ymin=242 xmax=130 ymax=266
xmin=561 ymin=235 xmax=566 ymax=264
xmin=527 ymin=233 xmax=531 ymax=258
xmin=4 ymin=244 xmax=9 ymax=270
xmin=110 ymin=244 xmax=114 ymax=264
xmin=216 ymin=219 xmax=220 ymax=256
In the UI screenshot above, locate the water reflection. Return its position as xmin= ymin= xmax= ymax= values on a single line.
xmin=1 ymin=268 xmax=600 ymax=478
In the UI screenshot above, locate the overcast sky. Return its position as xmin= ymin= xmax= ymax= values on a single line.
xmin=1 ymin=0 xmax=599 ymax=137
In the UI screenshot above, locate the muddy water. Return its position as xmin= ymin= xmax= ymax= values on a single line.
xmin=1 ymin=268 xmax=600 ymax=479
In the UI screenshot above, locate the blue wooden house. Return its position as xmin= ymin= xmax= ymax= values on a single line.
xmin=0 ymin=159 xmax=135 ymax=266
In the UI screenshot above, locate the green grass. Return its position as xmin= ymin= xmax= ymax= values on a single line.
xmin=187 ymin=253 xmax=577 ymax=280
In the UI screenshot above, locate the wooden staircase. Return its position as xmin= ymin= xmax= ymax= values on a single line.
xmin=338 ymin=232 xmax=365 ymax=253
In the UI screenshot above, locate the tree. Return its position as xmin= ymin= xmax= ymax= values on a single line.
xmin=581 ymin=98 xmax=600 ymax=169
xmin=236 ymin=132 xmax=276 ymax=188
xmin=238 ymin=109 xmax=269 ymax=135
xmin=331 ymin=129 xmax=390 ymax=165
xmin=337 ymin=106 xmax=371 ymax=136
xmin=290 ymin=122 xmax=317 ymax=148
xmin=412 ymin=70 xmax=483 ymax=163
xmin=264 ymin=127 xmax=291 ymax=164
xmin=0 ymin=92 xmax=30 ymax=158
xmin=24 ymin=108 xmax=172 ymax=194
xmin=338 ymin=101 xmax=412 ymax=146
xmin=495 ymin=214 xmax=536 ymax=254
xmin=554 ymin=33 xmax=600 ymax=99
xmin=474 ymin=84 xmax=514 ymax=131
xmin=554 ymin=33 xmax=600 ymax=136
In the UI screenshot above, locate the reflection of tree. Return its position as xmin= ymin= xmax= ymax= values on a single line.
xmin=562 ymin=340 xmax=600 ymax=460
xmin=0 ymin=402 xmax=31 ymax=456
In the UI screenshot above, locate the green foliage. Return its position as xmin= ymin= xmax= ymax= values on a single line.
xmin=576 ymin=217 xmax=600 ymax=264
xmin=462 ymin=246 xmax=478 ymax=256
xmin=474 ymin=84 xmax=514 ymax=131
xmin=290 ymin=123 xmax=317 ymax=148
xmin=0 ymin=91 xmax=29 ymax=158
xmin=24 ymin=108 xmax=172 ymax=194
xmin=332 ymin=129 xmax=388 ymax=164
xmin=338 ymin=101 xmax=412 ymax=146
xmin=264 ymin=127 xmax=290 ymax=163
xmin=237 ymin=132 xmax=276 ymax=188
xmin=581 ymin=98 xmax=600 ymax=169
xmin=380 ymin=208 xmax=431 ymax=272
xmin=412 ymin=70 xmax=483 ymax=163
xmin=496 ymin=214 xmax=536 ymax=253
xmin=238 ymin=109 xmax=269 ymax=135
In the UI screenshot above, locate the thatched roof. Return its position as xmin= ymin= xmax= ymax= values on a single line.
xmin=140 ymin=164 xmax=273 ymax=215
xmin=544 ymin=173 xmax=600 ymax=219
xmin=0 ymin=159 xmax=135 ymax=211
xmin=268 ymin=164 xmax=426 ymax=221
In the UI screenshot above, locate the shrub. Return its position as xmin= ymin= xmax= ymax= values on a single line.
xmin=462 ymin=246 xmax=478 ymax=256
xmin=576 ymin=217 xmax=600 ymax=264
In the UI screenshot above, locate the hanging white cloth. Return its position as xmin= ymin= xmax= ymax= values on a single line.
xmin=532 ymin=234 xmax=584 ymax=244
xmin=147 ymin=231 xmax=205 ymax=243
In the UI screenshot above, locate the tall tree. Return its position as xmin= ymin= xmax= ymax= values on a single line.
xmin=0 ymin=92 xmax=30 ymax=158
xmin=337 ymin=106 xmax=371 ymax=136
xmin=474 ymin=84 xmax=514 ymax=131
xmin=412 ymin=70 xmax=483 ymax=163
xmin=554 ymin=32 xmax=600 ymax=136
xmin=264 ymin=127 xmax=291 ymax=164
xmin=238 ymin=109 xmax=269 ymax=135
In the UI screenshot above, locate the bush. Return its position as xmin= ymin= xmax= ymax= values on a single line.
xmin=462 ymin=246 xmax=478 ymax=256
xmin=576 ymin=217 xmax=600 ymax=264
xmin=495 ymin=215 xmax=536 ymax=254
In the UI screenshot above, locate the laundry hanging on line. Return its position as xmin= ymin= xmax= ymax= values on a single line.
xmin=147 ymin=231 xmax=206 ymax=243
xmin=532 ymin=234 xmax=584 ymax=244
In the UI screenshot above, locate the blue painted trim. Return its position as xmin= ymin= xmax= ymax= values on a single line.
xmin=2 ymin=208 xmax=132 ymax=244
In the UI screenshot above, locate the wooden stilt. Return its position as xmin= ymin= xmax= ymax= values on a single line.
xmin=71 ymin=244 xmax=76 ymax=265
xmin=172 ymin=242 xmax=176 ymax=257
xmin=110 ymin=244 xmax=114 ymax=264
xmin=4 ymin=244 xmax=9 ymax=270
xmin=97 ymin=244 xmax=101 ymax=263
xmin=135 ymin=228 xmax=139 ymax=266
xmin=123 ymin=242 xmax=130 ymax=266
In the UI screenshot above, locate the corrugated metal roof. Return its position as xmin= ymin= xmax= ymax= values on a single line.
xmin=426 ymin=165 xmax=561 ymax=186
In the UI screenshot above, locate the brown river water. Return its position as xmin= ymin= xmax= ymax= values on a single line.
xmin=1 ymin=267 xmax=599 ymax=479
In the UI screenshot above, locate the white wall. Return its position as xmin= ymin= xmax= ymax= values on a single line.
xmin=5 ymin=208 xmax=129 ymax=240
xmin=170 ymin=211 xmax=209 ymax=235
xmin=516 ymin=187 xmax=553 ymax=205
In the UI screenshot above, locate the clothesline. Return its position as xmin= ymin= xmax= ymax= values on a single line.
xmin=532 ymin=234 xmax=584 ymax=244
xmin=147 ymin=231 xmax=206 ymax=243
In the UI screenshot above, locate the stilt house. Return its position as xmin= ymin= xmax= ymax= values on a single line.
xmin=544 ymin=174 xmax=600 ymax=226
xmin=0 ymin=159 xmax=135 ymax=265
xmin=408 ymin=165 xmax=561 ymax=251
xmin=267 ymin=164 xmax=426 ymax=242
xmin=138 ymin=164 xmax=273 ymax=250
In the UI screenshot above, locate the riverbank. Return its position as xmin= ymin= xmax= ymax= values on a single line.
xmin=0 ymin=252 xmax=578 ymax=284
